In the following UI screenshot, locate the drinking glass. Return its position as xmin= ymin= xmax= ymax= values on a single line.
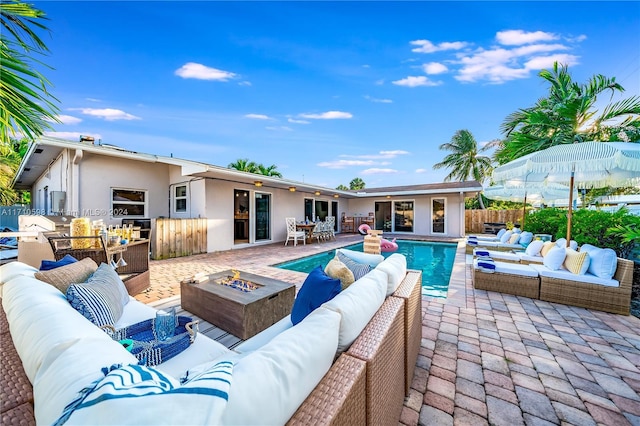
xmin=154 ymin=307 xmax=176 ymax=341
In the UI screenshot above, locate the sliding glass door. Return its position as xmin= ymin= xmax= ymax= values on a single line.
xmin=255 ymin=192 xmax=271 ymax=241
xmin=394 ymin=201 xmax=414 ymax=232
xmin=432 ymin=198 xmax=446 ymax=234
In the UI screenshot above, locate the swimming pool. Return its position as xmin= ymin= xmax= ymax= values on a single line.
xmin=275 ymin=240 xmax=457 ymax=298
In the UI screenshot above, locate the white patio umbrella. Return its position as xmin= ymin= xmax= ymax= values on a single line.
xmin=483 ymin=181 xmax=578 ymax=229
xmin=491 ymin=142 xmax=640 ymax=245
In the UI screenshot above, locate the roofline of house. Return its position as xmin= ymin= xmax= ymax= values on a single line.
xmin=14 ymin=136 xmax=482 ymax=198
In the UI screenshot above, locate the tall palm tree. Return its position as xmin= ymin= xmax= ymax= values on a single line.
xmin=433 ymin=129 xmax=493 ymax=209
xmin=228 ymin=158 xmax=258 ymax=173
xmin=1 ymin=0 xmax=59 ymax=143
xmin=335 ymin=184 xmax=349 ymax=190
xmin=349 ymin=177 xmax=365 ymax=190
xmin=255 ymin=163 xmax=282 ymax=178
xmin=496 ymin=62 xmax=640 ymax=164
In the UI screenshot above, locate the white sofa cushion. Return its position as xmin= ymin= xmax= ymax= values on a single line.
xmin=33 ymin=337 xmax=137 ymax=425
xmin=530 ymin=264 xmax=620 ymax=287
xmin=336 ymin=248 xmax=384 ymax=267
xmin=543 ymin=246 xmax=566 ymax=271
xmin=321 ymin=268 xmax=387 ymax=353
xmin=56 ymin=359 xmax=233 ymax=426
xmin=579 ymin=244 xmax=618 ymax=280
xmin=220 ymin=306 xmax=341 ymax=425
xmin=233 ymin=315 xmax=293 ymax=354
xmin=375 ymin=253 xmax=407 ymax=295
xmin=525 ymin=240 xmax=544 ymax=257
xmin=0 ymin=261 xmax=37 ymax=286
xmin=2 ymin=275 xmax=115 ymax=383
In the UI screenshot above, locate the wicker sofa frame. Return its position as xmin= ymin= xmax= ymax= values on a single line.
xmin=2 ymin=268 xmax=423 ymax=425
xmin=47 ymin=236 xmax=150 ymax=296
xmin=539 ymin=258 xmax=633 ymax=316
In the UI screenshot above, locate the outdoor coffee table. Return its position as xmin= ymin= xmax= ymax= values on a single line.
xmin=180 ymin=270 xmax=295 ymax=340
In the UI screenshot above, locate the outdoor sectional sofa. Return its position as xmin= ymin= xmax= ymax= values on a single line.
xmin=0 ymin=249 xmax=422 ymax=425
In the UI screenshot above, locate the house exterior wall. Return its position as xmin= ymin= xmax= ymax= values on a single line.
xmin=31 ymin=150 xmax=70 ymax=215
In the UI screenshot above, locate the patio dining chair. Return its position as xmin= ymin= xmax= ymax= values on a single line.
xmin=325 ymin=216 xmax=336 ymax=240
xmin=311 ymin=221 xmax=326 ymax=243
xmin=284 ymin=217 xmax=306 ymax=246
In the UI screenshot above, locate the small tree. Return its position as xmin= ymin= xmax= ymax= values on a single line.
xmin=349 ymin=177 xmax=365 ymax=190
xmin=335 ymin=184 xmax=349 ymax=190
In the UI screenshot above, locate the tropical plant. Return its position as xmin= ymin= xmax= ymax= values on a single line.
xmin=227 ymin=158 xmax=282 ymax=177
xmin=335 ymin=184 xmax=349 ymax=191
xmin=349 ymin=177 xmax=365 ymax=190
xmin=496 ymin=62 xmax=640 ymax=164
xmin=433 ymin=129 xmax=493 ymax=209
xmin=0 ymin=137 xmax=26 ymax=205
xmin=1 ymin=0 xmax=59 ymax=143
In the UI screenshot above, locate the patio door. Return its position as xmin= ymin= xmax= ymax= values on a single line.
xmin=254 ymin=192 xmax=271 ymax=241
xmin=234 ymin=189 xmax=250 ymax=244
xmin=432 ymin=198 xmax=446 ymax=234
xmin=375 ymin=201 xmax=392 ymax=232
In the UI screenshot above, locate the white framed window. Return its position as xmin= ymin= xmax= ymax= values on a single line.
xmin=174 ymin=185 xmax=188 ymax=213
xmin=111 ymin=188 xmax=147 ymax=218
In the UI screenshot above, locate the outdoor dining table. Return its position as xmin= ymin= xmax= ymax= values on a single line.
xmin=295 ymin=223 xmax=316 ymax=244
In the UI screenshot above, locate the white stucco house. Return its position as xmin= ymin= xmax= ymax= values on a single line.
xmin=13 ymin=136 xmax=481 ymax=252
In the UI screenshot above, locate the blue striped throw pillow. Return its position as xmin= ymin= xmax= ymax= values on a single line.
xmin=337 ymin=251 xmax=371 ymax=281
xmin=66 ymin=276 xmax=124 ymax=327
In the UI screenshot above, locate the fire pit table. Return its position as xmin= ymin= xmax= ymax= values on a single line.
xmin=180 ymin=270 xmax=295 ymax=340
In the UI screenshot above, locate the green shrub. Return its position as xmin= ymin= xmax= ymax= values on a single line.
xmin=524 ymin=208 xmax=566 ymax=236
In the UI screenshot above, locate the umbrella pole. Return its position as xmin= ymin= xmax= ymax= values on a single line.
xmin=522 ymin=193 xmax=527 ymax=230
xmin=566 ymin=170 xmax=575 ymax=248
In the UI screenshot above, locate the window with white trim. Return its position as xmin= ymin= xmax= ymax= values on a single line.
xmin=175 ymin=185 xmax=187 ymax=213
xmin=111 ymin=188 xmax=147 ymax=217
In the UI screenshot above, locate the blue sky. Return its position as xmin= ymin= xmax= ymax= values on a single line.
xmin=34 ymin=1 xmax=640 ymax=189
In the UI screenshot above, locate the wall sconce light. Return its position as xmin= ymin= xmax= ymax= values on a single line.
xmin=289 ymin=186 xmax=296 ymax=192
xmin=254 ymin=181 xmax=263 ymax=187
xmin=333 ymin=194 xmax=339 ymax=198
xmin=386 ymin=195 xmax=391 ymax=199
xmin=314 ymin=191 xmax=321 ymax=196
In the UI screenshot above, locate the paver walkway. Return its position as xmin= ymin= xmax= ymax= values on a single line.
xmin=138 ymin=235 xmax=640 ymax=425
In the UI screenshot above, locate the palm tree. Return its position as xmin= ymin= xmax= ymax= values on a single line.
xmin=228 ymin=158 xmax=258 ymax=173
xmin=1 ymin=0 xmax=59 ymax=143
xmin=255 ymin=163 xmax=282 ymax=178
xmin=496 ymin=62 xmax=640 ymax=164
xmin=0 ymin=138 xmax=24 ymax=205
xmin=349 ymin=178 xmax=365 ymax=190
xmin=335 ymin=184 xmax=349 ymax=190
xmin=433 ymin=129 xmax=493 ymax=209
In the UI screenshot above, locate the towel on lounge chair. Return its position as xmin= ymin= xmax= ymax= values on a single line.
xmin=474 ymin=249 xmax=490 ymax=257
xmin=477 ymin=259 xmax=496 ymax=273
xmin=467 ymin=238 xmax=478 ymax=246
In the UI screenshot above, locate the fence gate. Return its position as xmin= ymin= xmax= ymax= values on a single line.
xmin=151 ymin=218 xmax=208 ymax=260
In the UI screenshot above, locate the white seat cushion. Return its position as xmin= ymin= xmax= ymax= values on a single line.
xmin=474 ymin=259 xmax=538 ymax=277
xmin=530 ymin=265 xmax=620 ymax=287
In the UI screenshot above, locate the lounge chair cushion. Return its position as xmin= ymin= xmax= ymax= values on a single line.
xmin=39 ymin=254 xmax=78 ymax=271
xmin=531 ymin=264 xmax=620 ymax=287
xmin=374 ymin=253 xmax=407 ymax=295
xmin=579 ymin=244 xmax=618 ymax=280
xmin=540 ymin=241 xmax=556 ymax=257
xmin=34 ymin=257 xmax=98 ymax=293
xmin=563 ymin=248 xmax=590 ymax=275
xmin=525 ymin=240 xmax=544 ymax=257
xmin=324 ymin=255 xmax=355 ymax=290
xmin=473 ymin=259 xmax=538 ymax=277
xmin=322 ymin=268 xmax=387 ymax=353
xmin=499 ymin=230 xmax=513 ymax=243
xmin=508 ymin=233 xmax=520 ymax=244
xmin=543 ymin=246 xmax=566 ymax=271
xmin=291 ymin=266 xmax=341 ymax=325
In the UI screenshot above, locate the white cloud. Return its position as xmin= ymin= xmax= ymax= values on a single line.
xmin=317 ymin=159 xmax=376 ymax=169
xmin=362 ymin=64 xmax=371 ymax=68
xmin=299 ymin=111 xmax=353 ymax=119
xmin=239 ymin=81 xmax=252 ymax=86
xmin=266 ymin=126 xmax=293 ymax=131
xmin=380 ymin=150 xmax=410 ymax=156
xmin=392 ymin=76 xmax=442 ymax=87
xmin=44 ymin=131 xmax=102 ymax=140
xmin=496 ymin=30 xmax=558 ymax=46
xmin=364 ymin=95 xmax=393 ymax=103
xmin=340 ymin=150 xmax=409 ymax=160
xmin=422 ymin=62 xmax=448 ymax=75
xmin=415 ymin=168 xmax=428 ymax=173
xmin=85 ymin=98 xmax=102 ymax=103
xmin=287 ymin=118 xmax=310 ymax=124
xmin=410 ymin=39 xmax=469 ymax=53
xmin=46 ymin=114 xmax=82 ymax=125
xmin=524 ymin=54 xmax=579 ymax=70
xmin=566 ymin=34 xmax=587 ymax=43
xmin=175 ymin=62 xmax=237 ymax=81
xmin=245 ymin=113 xmax=270 ymax=120
xmin=361 ymin=168 xmax=398 ymax=175
xmin=71 ymin=108 xmax=140 ymax=121
xmin=375 ymin=79 xmax=385 ymax=85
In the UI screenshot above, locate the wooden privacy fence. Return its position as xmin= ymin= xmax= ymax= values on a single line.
xmin=151 ymin=218 xmax=208 ymax=260
xmin=465 ymin=209 xmax=524 ymax=234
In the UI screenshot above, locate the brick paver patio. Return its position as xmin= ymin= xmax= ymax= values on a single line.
xmin=137 ymin=234 xmax=640 ymax=425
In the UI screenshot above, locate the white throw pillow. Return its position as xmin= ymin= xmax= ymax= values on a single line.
xmin=525 ymin=240 xmax=544 ymax=257
xmin=375 ymin=253 xmax=407 ymax=295
xmin=518 ymin=232 xmax=534 ymax=246
xmin=499 ymin=230 xmax=513 ymax=243
xmin=321 ymin=268 xmax=387 ymax=353
xmin=555 ymin=238 xmax=567 ymax=247
xmin=543 ymin=246 xmax=567 ymax=271
xmin=336 ymin=248 xmax=384 ymax=267
xmin=496 ymin=228 xmax=507 ymax=238
xmin=586 ymin=247 xmax=618 ymax=279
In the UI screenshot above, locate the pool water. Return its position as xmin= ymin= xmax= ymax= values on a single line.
xmin=275 ymin=240 xmax=457 ymax=298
